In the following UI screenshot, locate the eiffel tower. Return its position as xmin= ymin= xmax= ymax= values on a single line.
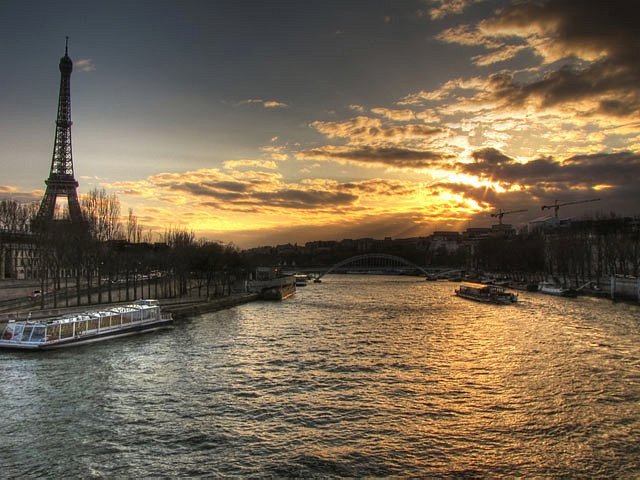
xmin=34 ymin=37 xmax=84 ymax=230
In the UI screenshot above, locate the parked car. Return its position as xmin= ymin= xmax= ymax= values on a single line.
xmin=29 ymin=290 xmax=43 ymax=300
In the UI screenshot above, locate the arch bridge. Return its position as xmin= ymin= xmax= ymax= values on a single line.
xmin=316 ymin=254 xmax=429 ymax=280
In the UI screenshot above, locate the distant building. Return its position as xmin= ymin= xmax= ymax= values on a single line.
xmin=429 ymin=231 xmax=461 ymax=253
xmin=338 ymin=239 xmax=354 ymax=250
xmin=610 ymin=275 xmax=640 ymax=302
xmin=490 ymin=223 xmax=516 ymax=236
xmin=394 ymin=236 xmax=429 ymax=250
xmin=304 ymin=240 xmax=338 ymax=252
xmin=462 ymin=227 xmax=492 ymax=242
xmin=275 ymin=243 xmax=298 ymax=256
xmin=0 ymin=233 xmax=37 ymax=279
xmin=527 ymin=215 xmax=581 ymax=232
xmin=354 ymin=237 xmax=377 ymax=252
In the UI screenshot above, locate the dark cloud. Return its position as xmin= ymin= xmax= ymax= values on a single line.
xmin=471 ymin=147 xmax=513 ymax=165
xmin=431 ymin=181 xmax=499 ymax=207
xmin=431 ymin=149 xmax=640 ymax=224
xmin=310 ymin=118 xmax=445 ymax=142
xmin=165 ymin=181 xmax=358 ymax=212
xmin=0 ymin=188 xmax=41 ymax=204
xmin=482 ymin=0 xmax=640 ymax=117
xmin=486 ymin=0 xmax=639 ymax=61
xmin=254 ymin=189 xmax=357 ymax=209
xmin=562 ymin=152 xmax=640 ymax=182
xmin=209 ymin=181 xmax=251 ymax=193
xmin=428 ymin=180 xmax=617 ymax=229
xmin=367 ymin=125 xmax=444 ymax=140
xmin=340 ymin=179 xmax=418 ymax=196
xmin=431 ymin=180 xmax=562 ymax=215
xmin=460 ymin=149 xmax=640 ymax=187
xmin=169 ymin=182 xmax=247 ymax=201
xmin=223 ymin=211 xmax=465 ymax=248
xmin=300 ymin=145 xmax=454 ymax=169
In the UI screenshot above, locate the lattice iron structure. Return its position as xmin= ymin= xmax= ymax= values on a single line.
xmin=34 ymin=37 xmax=84 ymax=229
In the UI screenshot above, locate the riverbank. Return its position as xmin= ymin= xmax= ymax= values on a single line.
xmin=0 ymin=293 xmax=260 ymax=328
xmin=159 ymin=293 xmax=260 ymax=319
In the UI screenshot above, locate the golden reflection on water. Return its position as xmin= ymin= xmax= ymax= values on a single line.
xmin=1 ymin=276 xmax=639 ymax=477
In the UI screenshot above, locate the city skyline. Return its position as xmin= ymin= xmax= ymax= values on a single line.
xmin=1 ymin=0 xmax=638 ymax=247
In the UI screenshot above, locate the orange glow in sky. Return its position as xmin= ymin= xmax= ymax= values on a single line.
xmin=1 ymin=1 xmax=638 ymax=247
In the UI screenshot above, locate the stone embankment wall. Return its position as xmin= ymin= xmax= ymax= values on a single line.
xmin=0 ymin=293 xmax=260 ymax=329
xmin=610 ymin=275 xmax=640 ymax=302
xmin=161 ymin=294 xmax=259 ymax=319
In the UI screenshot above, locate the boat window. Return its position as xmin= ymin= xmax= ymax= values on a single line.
xmin=31 ymin=326 xmax=46 ymax=342
xmin=22 ymin=325 xmax=34 ymax=341
xmin=2 ymin=324 xmax=17 ymax=340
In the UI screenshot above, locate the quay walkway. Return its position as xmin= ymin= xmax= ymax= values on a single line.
xmin=159 ymin=293 xmax=259 ymax=319
xmin=0 ymin=293 xmax=260 ymax=326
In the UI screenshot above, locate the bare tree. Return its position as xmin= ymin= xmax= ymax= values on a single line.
xmin=82 ymin=188 xmax=122 ymax=242
xmin=0 ymin=199 xmax=39 ymax=233
xmin=163 ymin=227 xmax=196 ymax=296
xmin=126 ymin=208 xmax=146 ymax=243
xmin=80 ymin=188 xmax=124 ymax=304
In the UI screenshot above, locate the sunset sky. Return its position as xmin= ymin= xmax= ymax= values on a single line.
xmin=1 ymin=0 xmax=638 ymax=247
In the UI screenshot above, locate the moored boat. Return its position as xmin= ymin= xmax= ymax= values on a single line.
xmin=455 ymin=282 xmax=518 ymax=304
xmin=259 ymin=279 xmax=296 ymax=300
xmin=294 ymin=274 xmax=308 ymax=287
xmin=538 ymin=281 xmax=577 ymax=297
xmin=247 ymin=267 xmax=296 ymax=300
xmin=0 ymin=299 xmax=173 ymax=351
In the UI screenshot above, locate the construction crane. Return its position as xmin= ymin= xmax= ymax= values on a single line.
xmin=490 ymin=208 xmax=528 ymax=225
xmin=541 ymin=198 xmax=600 ymax=218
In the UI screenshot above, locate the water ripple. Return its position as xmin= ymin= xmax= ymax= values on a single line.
xmin=1 ymin=275 xmax=640 ymax=477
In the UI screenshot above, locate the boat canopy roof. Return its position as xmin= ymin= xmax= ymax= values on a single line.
xmin=460 ymin=282 xmax=491 ymax=288
xmin=8 ymin=299 xmax=161 ymax=327
xmin=459 ymin=282 xmax=506 ymax=291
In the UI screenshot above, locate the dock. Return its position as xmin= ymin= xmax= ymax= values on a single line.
xmin=160 ymin=294 xmax=260 ymax=319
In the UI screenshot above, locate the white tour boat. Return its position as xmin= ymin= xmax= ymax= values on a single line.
xmin=538 ymin=281 xmax=578 ymax=297
xmin=0 ymin=299 xmax=173 ymax=351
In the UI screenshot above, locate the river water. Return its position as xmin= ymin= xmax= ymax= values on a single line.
xmin=1 ymin=275 xmax=639 ymax=478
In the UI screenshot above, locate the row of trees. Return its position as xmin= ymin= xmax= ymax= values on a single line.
xmin=239 ymin=214 xmax=639 ymax=288
xmin=0 ymin=199 xmax=38 ymax=233
xmin=1 ymin=191 xmax=638 ymax=304
xmin=472 ymin=216 xmax=640 ymax=286
xmin=0 ymin=190 xmax=247 ymax=309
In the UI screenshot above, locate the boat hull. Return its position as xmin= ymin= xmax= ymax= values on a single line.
xmin=247 ymin=274 xmax=296 ymax=301
xmin=0 ymin=318 xmax=173 ymax=350
xmin=455 ymin=291 xmax=517 ymax=304
xmin=261 ymin=283 xmax=296 ymax=300
xmin=0 ymin=299 xmax=173 ymax=351
xmin=454 ymin=282 xmax=518 ymax=305
xmin=538 ymin=283 xmax=578 ymax=297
